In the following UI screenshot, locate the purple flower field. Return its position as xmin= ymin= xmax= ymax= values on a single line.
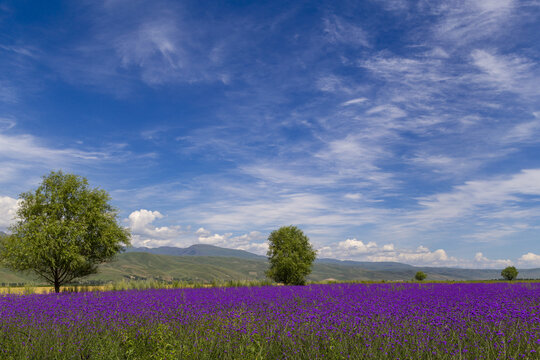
xmin=1 ymin=283 xmax=539 ymax=359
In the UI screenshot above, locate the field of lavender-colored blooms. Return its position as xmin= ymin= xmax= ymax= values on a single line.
xmin=0 ymin=283 xmax=539 ymax=359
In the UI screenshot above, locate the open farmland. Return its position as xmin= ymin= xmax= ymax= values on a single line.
xmin=1 ymin=283 xmax=539 ymax=359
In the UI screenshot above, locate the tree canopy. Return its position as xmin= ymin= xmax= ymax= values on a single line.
xmin=266 ymin=225 xmax=317 ymax=285
xmin=501 ymin=266 xmax=518 ymax=281
xmin=0 ymin=171 xmax=130 ymax=292
xmin=415 ymin=271 xmax=427 ymax=281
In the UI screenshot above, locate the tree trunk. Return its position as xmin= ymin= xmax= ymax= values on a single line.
xmin=54 ymin=279 xmax=60 ymax=293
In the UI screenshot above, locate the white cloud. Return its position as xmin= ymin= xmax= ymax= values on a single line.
xmin=196 ymin=227 xmax=268 ymax=254
xmin=0 ymin=196 xmax=19 ymax=230
xmin=316 ymin=134 xmax=387 ymax=171
xmin=323 ymin=15 xmax=370 ymax=47
xmin=426 ymin=47 xmax=450 ymax=59
xmin=195 ymin=227 xmax=211 ymax=237
xmin=361 ymin=55 xmax=448 ymax=85
xmin=0 ymin=132 xmax=105 ymax=163
xmin=381 ymin=244 xmax=395 ymax=251
xmin=241 ymin=164 xmax=338 ymax=186
xmin=408 ymin=153 xmax=481 ymax=176
xmin=0 ymin=117 xmax=16 ymax=130
xmin=193 ymin=192 xmax=386 ymax=231
xmin=341 ymin=97 xmax=367 ymax=106
xmin=502 ymin=117 xmax=540 ymax=143
xmin=434 ymin=0 xmax=516 ymax=46
xmin=518 ymin=252 xmax=540 ymax=267
xmin=320 ymin=240 xmax=460 ymax=267
xmin=471 ymin=49 xmax=537 ymax=96
xmin=465 ymin=224 xmax=529 ymax=242
xmin=128 ymin=209 xmax=163 ymax=232
xmin=367 ymin=246 xmax=458 ymax=267
xmin=473 ymin=252 xmax=513 ymax=268
xmin=316 ymin=74 xmax=356 ymax=93
xmin=0 ymin=81 xmax=19 ymax=104
xmin=412 ymin=169 xmax=540 ymax=225
xmin=374 ymin=0 xmax=409 ymax=12
xmin=337 ymin=238 xmax=378 ymax=254
xmin=344 ymin=193 xmax=362 ymax=200
xmin=127 ymin=209 xmax=182 ymax=247
xmin=114 ymin=18 xmax=184 ymax=85
xmin=320 ymin=236 xmax=532 ymax=268
xmin=47 ymin=0 xmax=232 ymax=91
xmin=366 ymin=104 xmax=407 ymax=119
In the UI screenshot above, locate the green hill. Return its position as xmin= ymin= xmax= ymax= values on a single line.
xmin=127 ymin=244 xmax=264 ymax=259
xmin=86 ymin=253 xmax=269 ymax=283
xmin=2 ymin=247 xmax=540 ymax=286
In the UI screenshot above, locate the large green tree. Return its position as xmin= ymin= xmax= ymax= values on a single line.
xmin=0 ymin=171 xmax=130 ymax=292
xmin=266 ymin=225 xmax=316 ymax=285
xmin=501 ymin=266 xmax=518 ymax=281
xmin=415 ymin=271 xmax=427 ymax=281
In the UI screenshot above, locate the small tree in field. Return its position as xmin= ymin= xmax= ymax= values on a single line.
xmin=0 ymin=171 xmax=130 ymax=292
xmin=501 ymin=266 xmax=518 ymax=281
xmin=415 ymin=271 xmax=427 ymax=281
xmin=266 ymin=225 xmax=316 ymax=285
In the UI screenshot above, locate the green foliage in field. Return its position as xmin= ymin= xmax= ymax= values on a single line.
xmin=0 ymin=300 xmax=537 ymax=360
xmin=415 ymin=271 xmax=427 ymax=281
xmin=0 ymin=171 xmax=130 ymax=292
xmin=266 ymin=226 xmax=317 ymax=285
xmin=3 ymin=251 xmax=540 ymax=287
xmin=501 ymin=266 xmax=519 ymax=281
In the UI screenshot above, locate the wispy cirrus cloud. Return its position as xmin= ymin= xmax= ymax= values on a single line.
xmin=0 ymin=80 xmax=19 ymax=104
xmin=410 ymin=169 xmax=540 ymax=226
xmin=471 ymin=49 xmax=539 ymax=96
xmin=323 ymin=15 xmax=370 ymax=48
xmin=1 ymin=0 xmax=539 ymax=268
xmin=433 ymin=0 xmax=517 ymax=46
xmin=502 ymin=113 xmax=540 ymax=144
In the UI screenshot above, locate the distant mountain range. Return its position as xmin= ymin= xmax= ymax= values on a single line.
xmin=125 ymin=245 xmax=540 ymax=281
xmin=127 ymin=244 xmax=265 ymax=259
xmin=1 ymin=243 xmax=539 ymax=285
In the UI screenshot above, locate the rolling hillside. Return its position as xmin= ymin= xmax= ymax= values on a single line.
xmin=2 ymin=244 xmax=540 ymax=285
xmin=127 ymin=244 xmax=265 ymax=260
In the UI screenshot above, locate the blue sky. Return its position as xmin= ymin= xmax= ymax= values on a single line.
xmin=1 ymin=0 xmax=540 ymax=268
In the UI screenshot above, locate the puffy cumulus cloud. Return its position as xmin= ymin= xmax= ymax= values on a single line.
xmin=128 ymin=209 xmax=163 ymax=232
xmin=366 ymin=246 xmax=458 ymax=267
xmin=196 ymin=228 xmax=268 ymax=255
xmin=473 ymin=252 xmax=513 ymax=268
xmin=0 ymin=196 xmax=19 ymax=230
xmin=518 ymin=252 xmax=540 ymax=268
xmin=325 ymin=243 xmax=517 ymax=268
xmin=125 ymin=215 xmax=269 ymax=253
xmin=319 ymin=240 xmax=460 ymax=267
xmin=126 ymin=209 xmax=183 ymax=247
xmin=337 ymin=238 xmax=377 ymax=255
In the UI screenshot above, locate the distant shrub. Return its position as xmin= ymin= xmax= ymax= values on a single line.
xmin=415 ymin=271 xmax=427 ymax=281
xmin=501 ymin=266 xmax=518 ymax=281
